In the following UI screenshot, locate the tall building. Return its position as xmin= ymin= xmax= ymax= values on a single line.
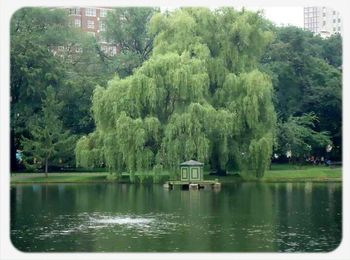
xmin=304 ymin=7 xmax=342 ymax=38
xmin=68 ymin=7 xmax=118 ymax=56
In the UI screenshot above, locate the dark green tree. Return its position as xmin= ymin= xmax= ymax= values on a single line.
xmin=11 ymin=8 xmax=114 ymax=171
xmin=104 ymin=7 xmax=160 ymax=77
xmin=11 ymin=8 xmax=67 ymax=170
xmin=321 ymin=33 xmax=342 ymax=68
xmin=261 ymin=26 xmax=342 ymax=160
xmin=21 ymin=86 xmax=76 ymax=176
xmin=276 ymin=113 xmax=331 ymax=162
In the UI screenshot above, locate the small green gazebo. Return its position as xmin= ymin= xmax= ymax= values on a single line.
xmin=180 ymin=160 xmax=204 ymax=181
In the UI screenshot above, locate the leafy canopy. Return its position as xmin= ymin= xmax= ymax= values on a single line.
xmin=21 ymin=86 xmax=76 ymax=174
xmin=261 ymin=26 xmax=342 ymax=160
xmin=104 ymin=7 xmax=160 ymax=77
xmin=11 ymin=7 xmax=116 ymax=171
xmin=276 ymin=113 xmax=331 ymax=160
xmin=76 ymin=8 xmax=276 ymax=178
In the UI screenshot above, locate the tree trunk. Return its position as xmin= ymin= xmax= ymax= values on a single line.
xmin=216 ymin=165 xmax=227 ymax=176
xmin=45 ymin=157 xmax=48 ymax=178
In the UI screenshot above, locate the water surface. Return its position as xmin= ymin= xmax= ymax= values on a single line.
xmin=11 ymin=182 xmax=342 ymax=252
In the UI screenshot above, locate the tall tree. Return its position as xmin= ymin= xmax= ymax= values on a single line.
xmin=11 ymin=8 xmax=67 ymax=170
xmin=276 ymin=113 xmax=331 ymax=161
xmin=104 ymin=7 xmax=160 ymax=77
xmin=321 ymin=33 xmax=342 ymax=68
xmin=261 ymin=26 xmax=342 ymax=160
xmin=77 ymin=8 xmax=276 ymax=178
xmin=21 ymin=86 xmax=75 ymax=176
xmin=11 ymin=8 xmax=114 ymax=171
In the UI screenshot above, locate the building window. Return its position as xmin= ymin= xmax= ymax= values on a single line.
xmin=333 ymin=27 xmax=336 ymax=31
xmin=323 ymin=21 xmax=326 ymax=26
xmin=100 ymin=9 xmax=108 ymax=17
xmin=338 ymin=18 xmax=341 ymax=23
xmin=85 ymin=8 xmax=96 ymax=17
xmin=69 ymin=8 xmax=80 ymax=15
xmin=87 ymin=20 xmax=95 ymax=29
xmin=338 ymin=26 xmax=341 ymax=31
xmin=333 ymin=19 xmax=336 ymax=23
xmin=323 ymin=12 xmax=326 ymax=17
xmin=333 ymin=11 xmax=336 ymax=15
xmin=99 ymin=21 xmax=106 ymax=31
xmin=74 ymin=19 xmax=81 ymax=27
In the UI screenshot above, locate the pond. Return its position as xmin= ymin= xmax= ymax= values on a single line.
xmin=10 ymin=182 xmax=342 ymax=252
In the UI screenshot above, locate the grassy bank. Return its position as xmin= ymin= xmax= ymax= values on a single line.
xmin=10 ymin=171 xmax=171 ymax=184
xmin=262 ymin=165 xmax=342 ymax=182
xmin=11 ymin=165 xmax=341 ymax=184
xmin=10 ymin=173 xmax=110 ymax=184
xmin=205 ymin=165 xmax=342 ymax=183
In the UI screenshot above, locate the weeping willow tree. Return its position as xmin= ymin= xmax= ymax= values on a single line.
xmin=76 ymin=7 xmax=276 ymax=178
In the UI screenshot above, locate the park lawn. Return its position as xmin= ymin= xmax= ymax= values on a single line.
xmin=10 ymin=173 xmax=110 ymax=184
xmin=10 ymin=171 xmax=169 ymax=184
xmin=205 ymin=165 xmax=342 ymax=183
xmin=262 ymin=166 xmax=342 ymax=182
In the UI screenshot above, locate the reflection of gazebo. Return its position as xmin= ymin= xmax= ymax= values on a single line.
xmin=179 ymin=160 xmax=204 ymax=181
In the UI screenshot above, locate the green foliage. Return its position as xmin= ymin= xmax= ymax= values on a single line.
xmin=78 ymin=8 xmax=276 ymax=178
xmin=11 ymin=8 xmax=115 ymax=171
xmin=12 ymin=7 xmax=342 ymax=176
xmin=321 ymin=33 xmax=342 ymax=67
xmin=75 ymin=131 xmax=104 ymax=169
xmin=10 ymin=8 xmax=67 ymax=136
xmin=276 ymin=113 xmax=331 ymax=160
xmin=261 ymin=26 xmax=342 ymax=160
xmin=104 ymin=7 xmax=160 ymax=77
xmin=21 ymin=87 xmax=76 ymax=175
xmin=248 ymin=133 xmax=274 ymax=178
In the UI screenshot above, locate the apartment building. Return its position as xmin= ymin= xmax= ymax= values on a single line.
xmin=68 ymin=7 xmax=118 ymax=56
xmin=304 ymin=7 xmax=342 ymax=38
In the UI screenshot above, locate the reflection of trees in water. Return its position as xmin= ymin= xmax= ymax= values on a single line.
xmin=304 ymin=182 xmax=313 ymax=213
xmin=274 ymin=182 xmax=342 ymax=252
xmin=11 ymin=183 xmax=342 ymax=252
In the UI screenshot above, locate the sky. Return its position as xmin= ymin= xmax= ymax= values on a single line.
xmin=161 ymin=6 xmax=305 ymax=28
xmin=253 ymin=7 xmax=304 ymax=28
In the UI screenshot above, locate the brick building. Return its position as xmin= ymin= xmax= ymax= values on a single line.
xmin=68 ymin=7 xmax=118 ymax=56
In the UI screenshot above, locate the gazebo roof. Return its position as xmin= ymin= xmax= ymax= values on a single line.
xmin=180 ymin=160 xmax=204 ymax=166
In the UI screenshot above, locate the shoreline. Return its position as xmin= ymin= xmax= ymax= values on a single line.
xmin=10 ymin=179 xmax=342 ymax=185
xmin=10 ymin=174 xmax=342 ymax=185
xmin=10 ymin=165 xmax=342 ymax=185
